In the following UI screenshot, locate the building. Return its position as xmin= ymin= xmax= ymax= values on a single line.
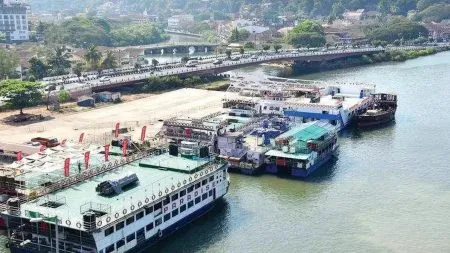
xmin=0 ymin=0 xmax=30 ymax=41
xmin=167 ymin=14 xmax=194 ymax=30
xmin=342 ymin=9 xmax=365 ymax=21
xmin=423 ymin=22 xmax=450 ymax=42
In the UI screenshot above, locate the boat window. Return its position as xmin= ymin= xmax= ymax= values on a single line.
xmin=194 ymin=183 xmax=201 ymax=189
xmin=172 ymin=209 xmax=179 ymax=217
xmin=126 ymin=233 xmax=135 ymax=243
xmin=136 ymin=211 xmax=144 ymax=220
xmin=195 ymin=196 xmax=201 ymax=204
xmin=99 ymin=250 xmax=104 ymax=253
xmin=137 ymin=228 xmax=145 ymax=237
xmin=116 ymin=239 xmax=125 ymax=249
xmin=163 ymin=197 xmax=170 ymax=206
xmin=180 ymin=204 xmax=186 ymax=213
xmin=209 ymin=176 xmax=214 ymax=182
xmin=104 ymin=226 xmax=114 ymax=237
xmin=180 ymin=189 xmax=186 ymax=197
xmin=201 ymin=179 xmax=207 ymax=186
xmin=171 ymin=193 xmax=179 ymax=201
xmin=146 ymin=222 xmax=154 ymax=231
xmin=164 ymin=213 xmax=171 ymax=222
xmin=209 ymin=190 xmax=213 ymax=197
xmin=187 ymin=185 xmax=194 ymax=193
xmin=116 ymin=221 xmax=124 ymax=230
xmin=154 ymin=202 xmax=162 ymax=210
xmin=155 ymin=217 xmax=162 ymax=227
xmin=126 ymin=216 xmax=134 ymax=225
xmin=105 ymin=244 xmax=115 ymax=253
xmin=188 ymin=201 xmax=194 ymax=208
xmin=145 ymin=206 xmax=153 ymax=215
xmin=202 ymin=193 xmax=208 ymax=201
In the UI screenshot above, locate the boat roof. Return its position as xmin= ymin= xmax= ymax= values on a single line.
xmin=18 ymin=153 xmax=221 ymax=231
xmin=265 ymin=149 xmax=310 ymax=160
xmin=276 ymin=122 xmax=328 ymax=142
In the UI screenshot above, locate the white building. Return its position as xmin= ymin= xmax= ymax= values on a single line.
xmin=167 ymin=14 xmax=194 ymax=30
xmin=0 ymin=0 xmax=30 ymax=41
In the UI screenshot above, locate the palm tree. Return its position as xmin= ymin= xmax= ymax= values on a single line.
xmin=100 ymin=50 xmax=118 ymax=70
xmin=47 ymin=46 xmax=71 ymax=75
xmin=84 ymin=45 xmax=103 ymax=70
xmin=225 ymin=50 xmax=232 ymax=59
xmin=72 ymin=61 xmax=85 ymax=81
xmin=151 ymin=59 xmax=159 ymax=67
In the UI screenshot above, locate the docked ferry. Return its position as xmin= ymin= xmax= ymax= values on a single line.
xmin=264 ymin=121 xmax=338 ymax=177
xmin=2 ymin=142 xmax=229 ymax=253
xmin=356 ymin=93 xmax=397 ymax=128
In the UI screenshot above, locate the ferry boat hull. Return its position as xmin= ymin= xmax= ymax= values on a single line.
xmin=356 ymin=110 xmax=395 ymax=128
xmin=291 ymin=150 xmax=335 ymax=178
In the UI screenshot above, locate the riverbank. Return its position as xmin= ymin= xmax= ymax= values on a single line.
xmin=293 ymin=46 xmax=450 ymax=74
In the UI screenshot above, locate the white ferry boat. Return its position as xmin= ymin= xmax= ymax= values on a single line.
xmin=2 ymin=144 xmax=229 ymax=253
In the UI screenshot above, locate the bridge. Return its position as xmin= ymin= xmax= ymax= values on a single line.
xmin=47 ymin=44 xmax=448 ymax=95
xmin=115 ymin=42 xmax=218 ymax=55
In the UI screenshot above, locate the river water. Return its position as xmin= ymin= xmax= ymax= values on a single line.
xmin=1 ymin=52 xmax=450 ymax=252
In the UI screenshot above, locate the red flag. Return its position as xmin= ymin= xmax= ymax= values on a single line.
xmin=140 ymin=126 xmax=147 ymax=141
xmin=114 ymin=123 xmax=120 ymax=138
xmin=79 ymin=133 xmax=85 ymax=143
xmin=61 ymin=139 xmax=67 ymax=146
xmin=16 ymin=151 xmax=23 ymax=161
xmin=84 ymin=151 xmax=90 ymax=169
xmin=39 ymin=145 xmax=46 ymax=152
xmin=64 ymin=158 xmax=70 ymax=177
xmin=185 ymin=128 xmax=192 ymax=138
xmin=122 ymin=139 xmax=128 ymax=157
xmin=104 ymin=144 xmax=110 ymax=162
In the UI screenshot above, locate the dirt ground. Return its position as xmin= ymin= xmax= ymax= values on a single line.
xmin=0 ymin=88 xmax=225 ymax=150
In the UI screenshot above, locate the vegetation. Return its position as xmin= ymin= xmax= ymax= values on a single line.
xmin=84 ymin=45 xmax=103 ymax=70
xmin=141 ymin=75 xmax=225 ymax=93
xmin=0 ymin=49 xmax=19 ymax=79
xmin=365 ymin=17 xmax=428 ymax=42
xmin=229 ymin=27 xmax=251 ymax=43
xmin=72 ymin=61 xmax=85 ymax=80
xmin=285 ymin=20 xmax=326 ymax=48
xmin=273 ymin=44 xmax=282 ymax=53
xmin=47 ymin=46 xmax=72 ymax=75
xmin=43 ymin=17 xmax=168 ymax=47
xmin=57 ymin=90 xmax=71 ymax=103
xmin=414 ymin=3 xmax=450 ymax=22
xmin=28 ymin=57 xmax=48 ymax=80
xmin=0 ymin=80 xmax=43 ymax=114
xmin=100 ymin=51 xmax=118 ymax=70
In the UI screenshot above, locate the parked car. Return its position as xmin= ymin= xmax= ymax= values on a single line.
xmin=250 ymin=55 xmax=258 ymax=60
xmin=213 ymin=59 xmax=223 ymax=65
xmin=99 ymin=76 xmax=111 ymax=82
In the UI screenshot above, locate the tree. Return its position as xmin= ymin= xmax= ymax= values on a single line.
xmin=47 ymin=46 xmax=71 ymax=75
xmin=72 ymin=61 xmax=85 ymax=80
xmin=100 ymin=50 xmax=118 ymax=70
xmin=181 ymin=56 xmax=190 ymax=63
xmin=285 ymin=20 xmax=326 ymax=48
xmin=84 ymin=45 xmax=103 ymax=70
xmin=151 ymin=59 xmax=159 ymax=67
xmin=225 ymin=50 xmax=232 ymax=59
xmin=262 ymin=44 xmax=271 ymax=52
xmin=0 ymin=80 xmax=42 ymax=115
xmin=365 ymin=17 xmax=428 ymax=42
xmin=239 ymin=47 xmax=245 ymax=55
xmin=273 ymin=44 xmax=282 ymax=53
xmin=57 ymin=90 xmax=70 ymax=103
xmin=0 ymin=32 xmax=6 ymax=41
xmin=28 ymin=57 xmax=48 ymax=80
xmin=0 ymin=49 xmax=19 ymax=79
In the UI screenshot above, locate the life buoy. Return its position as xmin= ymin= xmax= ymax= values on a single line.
xmin=123 ymin=209 xmax=127 ymax=215
xmin=145 ymin=197 xmax=150 ymax=203
xmin=76 ymin=222 xmax=82 ymax=228
xmin=177 ymin=182 xmax=181 ymax=187
xmin=115 ymin=213 xmax=119 ymax=219
xmin=66 ymin=220 xmax=71 ymax=226
xmin=165 ymin=188 xmax=169 ymax=193
xmin=106 ymin=217 xmax=111 ymax=223
xmin=183 ymin=180 xmax=187 ymax=185
xmin=151 ymin=195 xmax=156 ymax=200
xmin=97 ymin=221 xmax=102 ymax=227
xmin=194 ymin=174 xmax=198 ymax=179
xmin=130 ymin=205 xmax=135 ymax=211
xmin=189 ymin=177 xmax=192 ymax=182
xmin=159 ymin=191 xmax=163 ymax=197
xmin=171 ymin=185 xmax=175 ymax=191
xmin=138 ymin=201 xmax=142 ymax=207
xmin=158 ymin=229 xmax=163 ymax=238
xmin=200 ymin=172 xmax=203 ymax=176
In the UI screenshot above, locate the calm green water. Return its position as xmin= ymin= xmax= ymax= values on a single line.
xmin=2 ymin=52 xmax=450 ymax=252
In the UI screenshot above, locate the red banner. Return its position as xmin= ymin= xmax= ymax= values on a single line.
xmin=185 ymin=128 xmax=192 ymax=138
xmin=79 ymin=133 xmax=85 ymax=143
xmin=39 ymin=145 xmax=46 ymax=152
xmin=141 ymin=126 xmax=147 ymax=141
xmin=16 ymin=151 xmax=23 ymax=161
xmin=64 ymin=158 xmax=70 ymax=177
xmin=84 ymin=151 xmax=90 ymax=170
xmin=104 ymin=144 xmax=110 ymax=162
xmin=122 ymin=139 xmax=128 ymax=157
xmin=114 ymin=123 xmax=120 ymax=138
xmin=61 ymin=139 xmax=67 ymax=146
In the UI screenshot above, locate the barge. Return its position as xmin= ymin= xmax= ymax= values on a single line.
xmin=356 ymin=93 xmax=397 ymax=128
